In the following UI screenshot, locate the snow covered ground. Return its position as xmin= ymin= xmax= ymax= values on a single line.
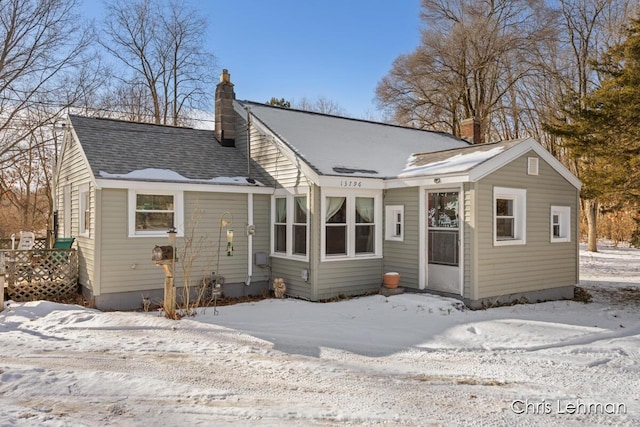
xmin=1 ymin=246 xmax=639 ymax=426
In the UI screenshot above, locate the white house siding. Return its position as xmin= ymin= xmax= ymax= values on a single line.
xmin=97 ymin=189 xmax=252 ymax=296
xmin=56 ymin=132 xmax=96 ymax=296
xmin=474 ymin=152 xmax=579 ymax=299
xmin=383 ymin=187 xmax=420 ymax=288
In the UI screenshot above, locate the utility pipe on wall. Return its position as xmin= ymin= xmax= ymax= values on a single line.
xmin=246 ymin=193 xmax=253 ymax=286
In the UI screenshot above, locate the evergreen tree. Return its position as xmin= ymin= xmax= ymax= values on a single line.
xmin=547 ymin=19 xmax=640 ymax=251
xmin=266 ymin=97 xmax=291 ymax=108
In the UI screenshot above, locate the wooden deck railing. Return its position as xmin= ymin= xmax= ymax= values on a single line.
xmin=1 ymin=249 xmax=78 ymax=301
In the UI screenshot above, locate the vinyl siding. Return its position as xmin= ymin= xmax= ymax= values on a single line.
xmin=251 ymin=194 xmax=270 ymax=282
xmin=236 ymin=115 xmax=305 ymax=188
xmin=473 ymin=152 xmax=579 ymax=299
xmin=98 ymin=189 xmax=252 ymax=295
xmin=56 ymin=131 xmax=96 ymax=294
xmin=271 ymin=257 xmax=312 ymax=299
xmin=316 ymin=258 xmax=384 ymax=300
xmin=383 ymin=187 xmax=420 ymax=288
xmin=463 ymin=182 xmax=475 ymax=299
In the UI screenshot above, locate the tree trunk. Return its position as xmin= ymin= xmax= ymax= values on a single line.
xmin=584 ymin=198 xmax=598 ymax=252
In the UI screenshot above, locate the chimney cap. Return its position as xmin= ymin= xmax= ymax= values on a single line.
xmin=220 ymin=69 xmax=231 ymax=83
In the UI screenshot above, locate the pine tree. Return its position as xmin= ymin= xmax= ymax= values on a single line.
xmin=546 ymin=19 xmax=640 ymax=251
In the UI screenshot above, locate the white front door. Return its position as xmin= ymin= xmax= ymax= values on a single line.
xmin=427 ymin=191 xmax=460 ymax=294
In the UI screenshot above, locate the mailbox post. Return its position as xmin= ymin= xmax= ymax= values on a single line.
xmin=152 ymin=227 xmax=178 ymax=319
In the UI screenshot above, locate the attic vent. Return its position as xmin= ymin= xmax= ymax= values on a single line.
xmin=528 ymin=157 xmax=539 ymax=176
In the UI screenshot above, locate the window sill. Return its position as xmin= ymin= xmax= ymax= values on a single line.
xmin=129 ymin=232 xmax=184 ymax=238
xmin=321 ymin=254 xmax=383 ymax=262
xmin=551 ymin=238 xmax=571 ymax=243
xmin=494 ymin=239 xmax=525 ymax=246
xmin=270 ymin=253 xmax=309 ymax=262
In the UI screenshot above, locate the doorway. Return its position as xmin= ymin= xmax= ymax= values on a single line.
xmin=427 ymin=191 xmax=460 ymax=294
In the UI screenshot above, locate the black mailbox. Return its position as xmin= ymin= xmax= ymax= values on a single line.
xmin=152 ymin=245 xmax=174 ymax=262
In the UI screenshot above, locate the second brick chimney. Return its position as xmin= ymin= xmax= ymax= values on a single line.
xmin=215 ymin=69 xmax=236 ymax=147
xmin=460 ymin=117 xmax=482 ymax=144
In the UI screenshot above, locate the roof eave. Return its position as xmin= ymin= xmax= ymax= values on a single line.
xmin=94 ymin=178 xmax=275 ymax=194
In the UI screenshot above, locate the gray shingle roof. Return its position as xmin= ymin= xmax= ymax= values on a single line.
xmin=69 ymin=115 xmax=254 ymax=184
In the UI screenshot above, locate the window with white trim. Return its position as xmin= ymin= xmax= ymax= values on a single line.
xmin=293 ymin=196 xmax=307 ymax=255
xmin=128 ymin=190 xmax=184 ymax=237
xmin=79 ymin=184 xmax=90 ymax=237
xmin=271 ymin=194 xmax=308 ymax=258
xmin=322 ymin=191 xmax=381 ymax=259
xmin=550 ymin=206 xmax=571 ymax=242
xmin=493 ymin=187 xmax=526 ymax=246
xmin=385 ymin=205 xmax=404 ymax=241
xmin=274 ymin=197 xmax=287 ymax=253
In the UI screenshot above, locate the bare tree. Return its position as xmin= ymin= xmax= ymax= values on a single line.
xmin=0 ymin=0 xmax=92 ymax=169
xmin=0 ymin=0 xmax=95 ymax=235
xmin=101 ymin=0 xmax=215 ymax=125
xmin=376 ymin=0 xmax=557 ymax=143
xmin=548 ymin=0 xmax=635 ymax=252
xmin=295 ymin=96 xmax=348 ymax=116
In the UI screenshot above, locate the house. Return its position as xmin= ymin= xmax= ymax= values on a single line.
xmin=54 ymin=69 xmax=581 ymax=310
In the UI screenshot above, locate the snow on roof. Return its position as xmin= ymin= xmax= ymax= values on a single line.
xmin=98 ymin=168 xmax=261 ymax=186
xmin=238 ymin=101 xmax=471 ymax=178
xmin=401 ymin=140 xmax=523 ymax=178
xmin=402 ymin=146 xmax=505 ymax=177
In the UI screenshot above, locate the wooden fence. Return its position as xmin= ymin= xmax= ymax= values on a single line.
xmin=1 ymin=249 xmax=78 ymax=301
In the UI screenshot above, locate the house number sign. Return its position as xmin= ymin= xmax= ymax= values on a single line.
xmin=340 ymin=180 xmax=363 ymax=188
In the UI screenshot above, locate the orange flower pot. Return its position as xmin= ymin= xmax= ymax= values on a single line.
xmin=383 ymin=272 xmax=400 ymax=288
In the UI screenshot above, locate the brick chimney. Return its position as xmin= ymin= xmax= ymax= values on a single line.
xmin=215 ymin=69 xmax=236 ymax=147
xmin=460 ymin=117 xmax=482 ymax=144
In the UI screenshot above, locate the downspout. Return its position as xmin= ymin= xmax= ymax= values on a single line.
xmin=246 ymin=193 xmax=253 ymax=286
xmin=246 ymin=106 xmax=253 ymax=287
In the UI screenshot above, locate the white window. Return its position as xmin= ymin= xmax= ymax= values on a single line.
xmin=550 ymin=206 xmax=571 ymax=242
xmin=493 ymin=187 xmax=526 ymax=246
xmin=322 ymin=191 xmax=382 ymax=260
xmin=274 ymin=197 xmax=287 ymax=253
xmin=128 ymin=190 xmax=184 ymax=237
xmin=271 ymin=194 xmax=308 ymax=259
xmin=385 ymin=205 xmax=404 ymax=241
xmin=79 ymin=184 xmax=90 ymax=237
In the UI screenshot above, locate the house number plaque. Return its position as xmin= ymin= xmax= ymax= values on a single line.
xmin=340 ymin=180 xmax=362 ymax=188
